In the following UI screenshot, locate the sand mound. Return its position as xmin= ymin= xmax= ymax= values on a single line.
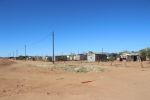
xmin=0 ymin=59 xmax=16 ymax=66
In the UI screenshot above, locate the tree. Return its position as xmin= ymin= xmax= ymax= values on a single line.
xmin=147 ymin=48 xmax=150 ymax=61
xmin=139 ymin=49 xmax=147 ymax=61
xmin=139 ymin=48 xmax=150 ymax=61
xmin=106 ymin=53 xmax=118 ymax=66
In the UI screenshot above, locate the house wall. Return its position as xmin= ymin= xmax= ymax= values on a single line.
xmin=87 ymin=53 xmax=107 ymax=62
xmin=74 ymin=54 xmax=87 ymax=61
xmin=42 ymin=56 xmax=52 ymax=61
xmin=87 ymin=54 xmax=96 ymax=62
xmin=74 ymin=55 xmax=80 ymax=61
xmin=67 ymin=55 xmax=76 ymax=61
xmin=95 ymin=54 xmax=107 ymax=61
xmin=81 ymin=55 xmax=87 ymax=60
xmin=55 ymin=56 xmax=67 ymax=61
xmin=120 ymin=54 xmax=140 ymax=62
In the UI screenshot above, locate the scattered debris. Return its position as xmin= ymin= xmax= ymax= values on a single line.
xmin=2 ymin=89 xmax=6 ymax=93
xmin=47 ymin=92 xmax=51 ymax=95
xmin=56 ymin=78 xmax=64 ymax=80
xmin=81 ymin=80 xmax=94 ymax=84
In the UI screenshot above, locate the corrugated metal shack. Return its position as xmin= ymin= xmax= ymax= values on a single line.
xmin=55 ymin=55 xmax=68 ymax=61
xmin=87 ymin=52 xmax=107 ymax=62
xmin=120 ymin=53 xmax=140 ymax=61
xmin=74 ymin=54 xmax=87 ymax=61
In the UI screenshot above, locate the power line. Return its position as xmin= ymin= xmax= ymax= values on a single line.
xmin=29 ymin=33 xmax=50 ymax=46
xmin=8 ymin=33 xmax=52 ymax=58
xmin=15 ymin=33 xmax=50 ymax=56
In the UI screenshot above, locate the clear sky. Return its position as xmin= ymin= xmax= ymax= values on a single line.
xmin=0 ymin=0 xmax=150 ymax=57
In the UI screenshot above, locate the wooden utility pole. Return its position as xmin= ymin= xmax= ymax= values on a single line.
xmin=16 ymin=50 xmax=18 ymax=60
xmin=16 ymin=50 xmax=18 ymax=57
xmin=24 ymin=45 xmax=27 ymax=60
xmin=52 ymin=32 xmax=55 ymax=64
xmin=102 ymin=48 xmax=103 ymax=54
xmin=13 ymin=51 xmax=14 ymax=58
xmin=25 ymin=45 xmax=26 ymax=56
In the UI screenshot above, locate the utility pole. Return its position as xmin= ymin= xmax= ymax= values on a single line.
xmin=52 ymin=32 xmax=55 ymax=64
xmin=102 ymin=48 xmax=103 ymax=54
xmin=16 ymin=50 xmax=18 ymax=57
xmin=7 ymin=53 xmax=9 ymax=58
xmin=25 ymin=45 xmax=26 ymax=57
xmin=16 ymin=50 xmax=18 ymax=60
xmin=10 ymin=53 xmax=12 ymax=57
xmin=13 ymin=51 xmax=14 ymax=58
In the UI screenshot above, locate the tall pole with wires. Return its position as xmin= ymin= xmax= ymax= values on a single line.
xmin=16 ymin=50 xmax=18 ymax=60
xmin=52 ymin=32 xmax=55 ymax=64
xmin=16 ymin=50 xmax=18 ymax=57
xmin=25 ymin=45 xmax=26 ymax=57
xmin=13 ymin=51 xmax=14 ymax=58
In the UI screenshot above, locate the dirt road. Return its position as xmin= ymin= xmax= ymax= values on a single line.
xmin=0 ymin=59 xmax=150 ymax=100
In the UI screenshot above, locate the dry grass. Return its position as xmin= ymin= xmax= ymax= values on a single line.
xmin=1 ymin=59 xmax=150 ymax=100
xmin=0 ymin=59 xmax=16 ymax=66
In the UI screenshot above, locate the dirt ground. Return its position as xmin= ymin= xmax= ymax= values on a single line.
xmin=0 ymin=59 xmax=150 ymax=100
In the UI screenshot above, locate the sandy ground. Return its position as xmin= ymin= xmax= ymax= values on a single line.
xmin=0 ymin=59 xmax=150 ymax=100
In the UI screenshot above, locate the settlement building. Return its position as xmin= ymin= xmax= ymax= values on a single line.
xmin=120 ymin=53 xmax=141 ymax=61
xmin=55 ymin=55 xmax=68 ymax=61
xmin=67 ymin=54 xmax=76 ymax=61
xmin=74 ymin=54 xmax=87 ymax=61
xmin=87 ymin=52 xmax=107 ymax=62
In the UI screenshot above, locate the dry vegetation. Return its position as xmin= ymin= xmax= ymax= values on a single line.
xmin=1 ymin=59 xmax=150 ymax=100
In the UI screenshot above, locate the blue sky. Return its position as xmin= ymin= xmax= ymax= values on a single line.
xmin=0 ymin=0 xmax=150 ymax=57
